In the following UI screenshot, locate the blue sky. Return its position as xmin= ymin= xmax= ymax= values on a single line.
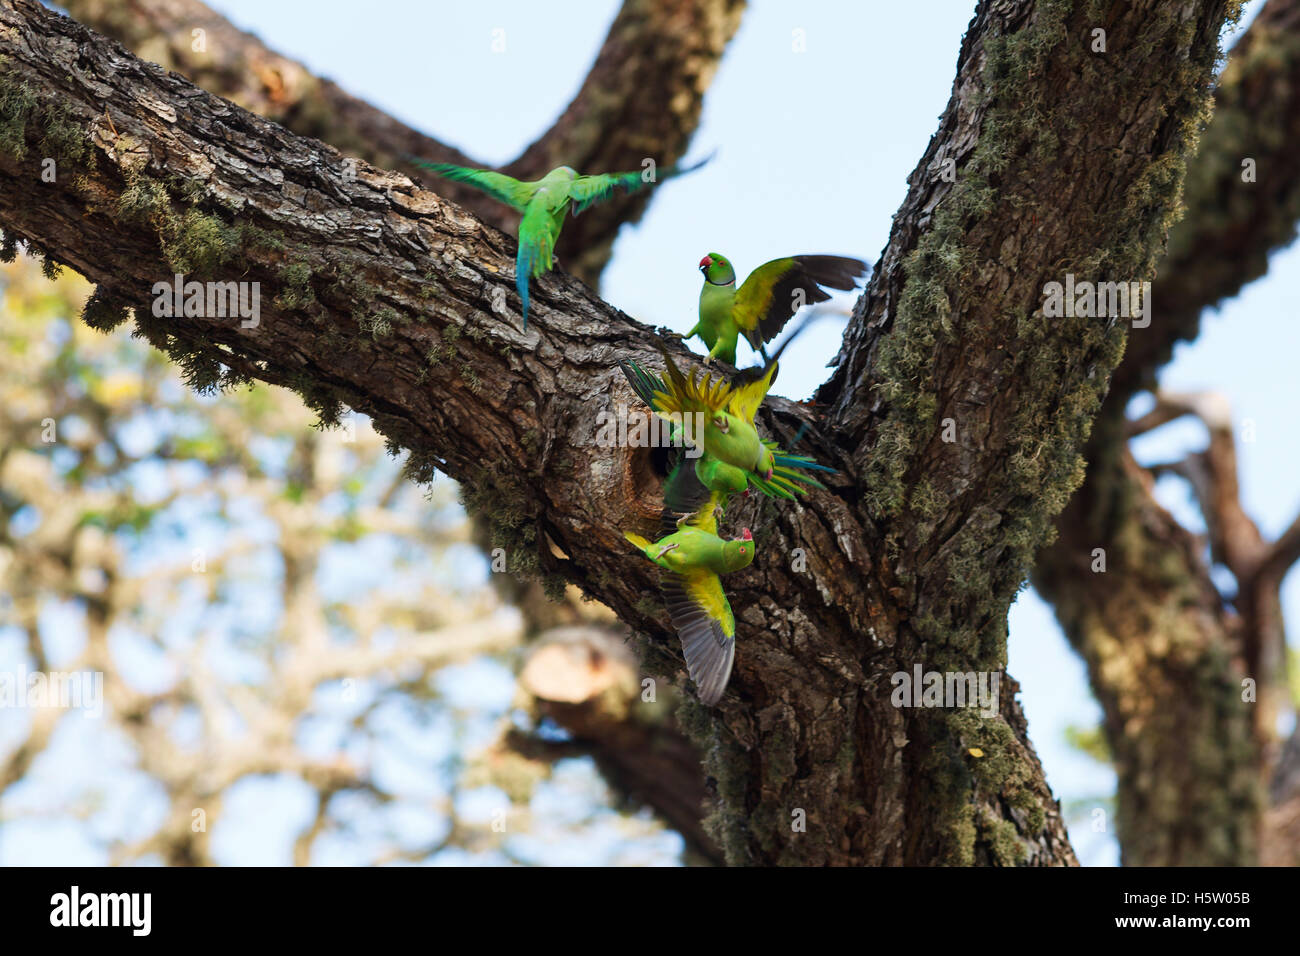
xmin=10 ymin=0 xmax=1292 ymax=866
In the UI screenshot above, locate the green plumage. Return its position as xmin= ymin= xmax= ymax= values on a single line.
xmin=623 ymin=461 xmax=754 ymax=705
xmin=688 ymin=252 xmax=869 ymax=365
xmin=618 ymin=349 xmax=835 ymax=705
xmin=618 ymin=353 xmax=831 ymax=509
xmin=406 ymin=157 xmax=710 ymax=329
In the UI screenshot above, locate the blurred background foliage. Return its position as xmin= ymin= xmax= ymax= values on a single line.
xmin=0 ymin=257 xmax=681 ymax=865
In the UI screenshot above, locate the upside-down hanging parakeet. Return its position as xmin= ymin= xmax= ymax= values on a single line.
xmin=406 ymin=157 xmax=710 ymax=329
xmin=628 ymin=347 xmax=766 ymax=476
xmin=688 ymin=253 xmax=869 ymax=365
xmin=618 ymin=351 xmax=832 ymax=503
xmin=624 ymin=466 xmax=754 ymax=705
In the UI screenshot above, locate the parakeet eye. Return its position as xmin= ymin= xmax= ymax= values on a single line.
xmin=739 ymin=547 xmax=747 ymax=554
xmin=713 ymin=416 xmax=728 ymax=432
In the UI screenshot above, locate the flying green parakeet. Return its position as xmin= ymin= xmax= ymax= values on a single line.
xmin=624 ymin=465 xmax=754 ymax=705
xmin=619 ymin=350 xmax=832 ymax=502
xmin=406 ymin=156 xmax=710 ymax=329
xmin=688 ymin=253 xmax=869 ymax=365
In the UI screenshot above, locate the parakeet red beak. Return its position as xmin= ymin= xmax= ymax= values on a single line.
xmin=699 ymin=255 xmax=713 ymax=271
xmin=743 ymin=488 xmax=751 ymax=498
xmin=741 ymin=528 xmax=753 ymax=541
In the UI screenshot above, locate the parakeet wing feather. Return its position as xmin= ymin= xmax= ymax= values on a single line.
xmin=405 ymin=160 xmax=536 ymax=211
xmin=619 ymin=359 xmax=668 ymax=413
xmin=568 ymin=171 xmax=650 ymax=217
xmin=661 ymin=457 xmax=713 ymax=533
xmin=569 ymin=154 xmax=712 ymax=217
xmin=725 ymin=359 xmax=778 ymax=424
xmin=660 ymin=568 xmax=735 ymax=706
xmin=734 ymin=255 xmax=868 ymax=348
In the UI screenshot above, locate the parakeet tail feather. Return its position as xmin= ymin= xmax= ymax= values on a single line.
xmin=623 ymin=531 xmax=653 ymax=555
xmin=660 ymin=572 xmax=735 ymax=706
xmin=515 ymin=251 xmax=531 ymax=331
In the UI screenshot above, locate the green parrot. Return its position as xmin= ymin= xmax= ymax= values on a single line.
xmin=624 ymin=469 xmax=754 ymax=705
xmin=689 ymin=253 xmax=869 ymax=365
xmin=638 ymin=349 xmax=765 ymax=476
xmin=618 ymin=351 xmax=832 ymax=504
xmin=406 ymin=156 xmax=710 ymax=329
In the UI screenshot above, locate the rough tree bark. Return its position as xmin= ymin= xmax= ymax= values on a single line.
xmin=57 ymin=0 xmax=745 ymax=284
xmin=0 ymin=0 xmax=1242 ymax=864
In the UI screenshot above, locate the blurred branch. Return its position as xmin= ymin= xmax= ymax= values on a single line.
xmin=511 ymin=625 xmax=725 ymax=864
xmin=1117 ymin=0 xmax=1300 ymax=398
xmin=0 ymin=259 xmax=539 ymax=866
xmin=1033 ymin=0 xmax=1300 ymax=865
xmin=1255 ymin=512 xmax=1300 ymax=589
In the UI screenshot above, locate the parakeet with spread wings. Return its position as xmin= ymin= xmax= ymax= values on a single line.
xmin=624 ymin=459 xmax=754 ymax=705
xmin=690 ymin=252 xmax=868 ymax=365
xmin=406 ymin=157 xmax=710 ymax=328
xmin=619 ymin=352 xmax=831 ymax=504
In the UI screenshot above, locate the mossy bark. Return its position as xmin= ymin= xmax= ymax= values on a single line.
xmin=58 ymin=0 xmax=745 ymax=286
xmin=1118 ymin=0 xmax=1300 ymax=398
xmin=0 ymin=0 xmax=1242 ymax=864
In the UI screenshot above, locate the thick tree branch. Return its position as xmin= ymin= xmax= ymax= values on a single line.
xmin=60 ymin=0 xmax=743 ymax=284
xmin=1035 ymin=433 xmax=1262 ymax=865
xmin=809 ymin=0 xmax=1239 ymax=861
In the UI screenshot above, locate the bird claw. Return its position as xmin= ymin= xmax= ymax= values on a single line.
xmin=655 ymin=542 xmax=680 ymax=559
